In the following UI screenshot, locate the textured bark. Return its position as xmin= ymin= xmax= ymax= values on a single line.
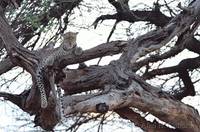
xmin=1 ymin=0 xmax=200 ymax=131
xmin=58 ymin=2 xmax=200 ymax=131
xmin=61 ymin=77 xmax=200 ymax=132
xmin=115 ymin=108 xmax=178 ymax=132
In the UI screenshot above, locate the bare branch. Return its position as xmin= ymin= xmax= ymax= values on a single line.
xmin=115 ymin=107 xmax=177 ymax=132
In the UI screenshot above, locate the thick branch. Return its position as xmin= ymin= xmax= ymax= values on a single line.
xmin=143 ymin=57 xmax=200 ymax=80
xmin=133 ymin=45 xmax=184 ymax=71
xmin=93 ymin=10 xmax=171 ymax=28
xmin=0 ymin=90 xmax=61 ymax=131
xmin=62 ymin=79 xmax=200 ymax=132
xmin=0 ymin=58 xmax=14 ymax=75
xmin=0 ymin=0 xmax=83 ymax=76
xmin=58 ymin=40 xmax=127 ymax=69
xmin=122 ymin=5 xmax=200 ymax=68
xmin=115 ymin=107 xmax=177 ymax=132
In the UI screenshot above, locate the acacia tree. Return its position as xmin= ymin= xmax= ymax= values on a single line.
xmin=0 ymin=0 xmax=200 ymax=131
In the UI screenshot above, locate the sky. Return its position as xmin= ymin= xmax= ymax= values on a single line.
xmin=1 ymin=0 xmax=199 ymax=131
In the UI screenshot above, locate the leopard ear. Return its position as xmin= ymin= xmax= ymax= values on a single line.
xmin=75 ymin=32 xmax=78 ymax=35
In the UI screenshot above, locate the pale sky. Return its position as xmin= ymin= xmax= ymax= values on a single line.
xmin=0 ymin=0 xmax=198 ymax=131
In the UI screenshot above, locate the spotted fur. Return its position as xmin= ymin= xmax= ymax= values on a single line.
xmin=36 ymin=32 xmax=78 ymax=108
xmin=57 ymin=85 xmax=64 ymax=119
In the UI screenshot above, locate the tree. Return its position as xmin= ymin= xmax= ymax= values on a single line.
xmin=0 ymin=0 xmax=200 ymax=131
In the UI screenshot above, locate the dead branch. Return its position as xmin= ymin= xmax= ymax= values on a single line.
xmin=115 ymin=107 xmax=177 ymax=132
